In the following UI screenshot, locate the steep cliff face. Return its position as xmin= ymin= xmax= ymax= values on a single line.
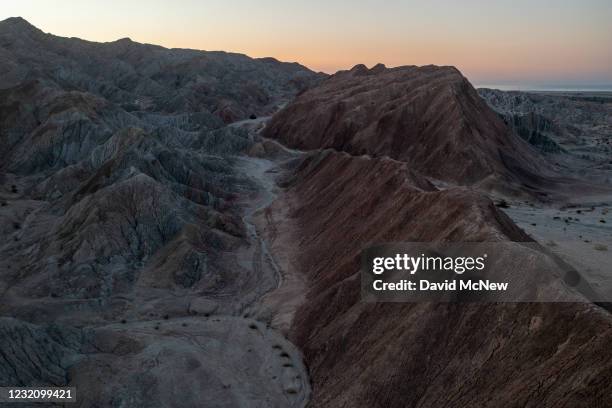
xmin=479 ymin=88 xmax=612 ymax=184
xmin=264 ymin=64 xmax=546 ymax=185
xmin=479 ymin=88 xmax=567 ymax=153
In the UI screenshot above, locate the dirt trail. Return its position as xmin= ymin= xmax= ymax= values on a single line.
xmin=217 ymin=150 xmax=311 ymax=407
xmin=238 ymin=156 xmax=284 ymax=293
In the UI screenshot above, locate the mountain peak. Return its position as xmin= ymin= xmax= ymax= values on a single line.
xmin=370 ymin=63 xmax=387 ymax=73
xmin=0 ymin=17 xmax=42 ymax=34
xmin=1 ymin=16 xmax=33 ymax=27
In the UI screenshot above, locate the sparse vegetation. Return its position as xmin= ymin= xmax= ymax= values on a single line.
xmin=495 ymin=199 xmax=510 ymax=208
xmin=594 ymin=244 xmax=608 ymax=251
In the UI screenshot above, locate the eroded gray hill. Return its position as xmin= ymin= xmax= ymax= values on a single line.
xmin=0 ymin=17 xmax=318 ymax=407
xmin=479 ymin=88 xmax=612 ymax=183
xmin=0 ymin=17 xmax=323 ymax=122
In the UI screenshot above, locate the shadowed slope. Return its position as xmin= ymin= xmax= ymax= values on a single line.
xmin=256 ymin=150 xmax=612 ymax=408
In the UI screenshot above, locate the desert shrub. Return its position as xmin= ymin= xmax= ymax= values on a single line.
xmin=495 ymin=199 xmax=510 ymax=208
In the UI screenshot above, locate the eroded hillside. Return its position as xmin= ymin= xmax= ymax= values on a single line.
xmin=0 ymin=17 xmax=320 ymax=407
xmin=260 ymin=66 xmax=612 ymax=407
xmin=2 ymin=16 xmax=612 ymax=408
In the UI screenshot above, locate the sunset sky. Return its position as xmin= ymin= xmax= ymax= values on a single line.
xmin=2 ymin=0 xmax=611 ymax=88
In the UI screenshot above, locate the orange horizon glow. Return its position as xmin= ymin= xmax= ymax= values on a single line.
xmin=2 ymin=0 xmax=611 ymax=87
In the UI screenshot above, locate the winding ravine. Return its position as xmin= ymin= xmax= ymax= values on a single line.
xmin=238 ymin=156 xmax=285 ymax=301
xmin=226 ymin=143 xmax=311 ymax=407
